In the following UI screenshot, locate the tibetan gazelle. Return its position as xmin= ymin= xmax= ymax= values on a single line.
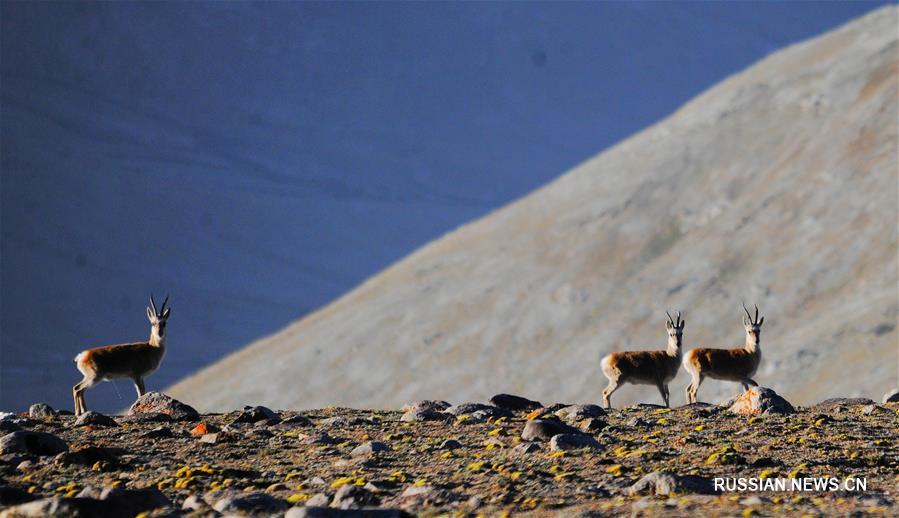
xmin=601 ymin=311 xmax=684 ymax=408
xmin=72 ymin=295 xmax=170 ymax=416
xmin=684 ymin=303 xmax=763 ymax=404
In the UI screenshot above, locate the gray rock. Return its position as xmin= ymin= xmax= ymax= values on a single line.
xmin=0 ymin=496 xmax=110 ymax=517
xmin=182 ymin=494 xmax=211 ymax=511
xmin=397 ymin=484 xmax=457 ymax=506
xmin=549 ymin=433 xmax=603 ymax=451
xmin=521 ymin=419 xmax=580 ymax=441
xmin=555 ymin=404 xmax=605 ymax=421
xmin=512 ymin=442 xmax=541 ymax=455
xmin=882 ymin=389 xmax=899 ymax=404
xmin=351 ymin=441 xmax=390 ymax=456
xmin=400 ymin=408 xmax=451 ymax=422
xmin=489 ymin=394 xmax=542 ymax=411
xmin=232 ymin=405 xmax=281 ymax=424
xmin=213 ymin=491 xmax=288 ymax=514
xmin=439 ymin=439 xmax=462 ymax=450
xmin=0 ymin=431 xmax=68 ymax=456
xmin=200 ymin=433 xmax=220 ymax=444
xmin=128 ymin=391 xmax=199 ymax=421
xmin=73 ymin=411 xmax=118 ymax=427
xmin=299 ymin=432 xmax=335 ymax=445
xmin=812 ymin=397 xmax=875 ymax=409
xmin=142 ymin=426 xmax=173 ymax=438
xmin=579 ymin=418 xmax=607 ymax=432
xmin=331 ymin=484 xmax=376 ymax=509
xmin=27 ymin=404 xmax=54 ymax=419
xmin=444 ymin=402 xmax=511 ymax=418
xmin=98 ymin=487 xmax=171 ymax=516
xmin=628 ymin=471 xmax=717 ymax=496
xmin=728 ymin=387 xmax=795 ymax=415
xmin=305 ymin=493 xmax=330 ymax=507
xmin=401 ymin=400 xmax=450 ymax=413
xmin=287 ymin=507 xmax=405 ymax=517
xmin=626 ymin=417 xmax=651 ymax=427
xmin=279 ymin=415 xmax=315 ymax=427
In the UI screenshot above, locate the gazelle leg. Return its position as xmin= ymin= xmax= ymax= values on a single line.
xmin=687 ymin=374 xmax=704 ymax=404
xmin=602 ymin=379 xmax=621 ymax=409
xmin=134 ymin=377 xmax=146 ymax=398
xmin=73 ymin=381 xmax=84 ymax=416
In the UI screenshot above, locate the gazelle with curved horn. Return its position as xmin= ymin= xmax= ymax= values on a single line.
xmin=600 ymin=311 xmax=685 ymax=408
xmin=683 ymin=303 xmax=763 ymax=404
xmin=72 ymin=294 xmax=171 ymax=416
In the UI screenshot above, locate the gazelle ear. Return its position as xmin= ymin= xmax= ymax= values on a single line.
xmin=666 ymin=320 xmax=673 ymax=329
xmin=679 ymin=320 xmax=686 ymax=329
xmin=743 ymin=316 xmax=750 ymax=326
xmin=161 ymin=307 xmax=171 ymax=319
xmin=146 ymin=306 xmax=155 ymax=322
xmin=758 ymin=316 xmax=764 ymax=326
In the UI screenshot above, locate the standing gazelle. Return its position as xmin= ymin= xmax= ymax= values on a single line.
xmin=72 ymin=295 xmax=170 ymax=416
xmin=601 ymin=311 xmax=684 ymax=408
xmin=683 ymin=303 xmax=763 ymax=404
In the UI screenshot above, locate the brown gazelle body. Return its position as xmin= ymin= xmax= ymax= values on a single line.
xmin=601 ymin=311 xmax=684 ymax=408
xmin=72 ymin=295 xmax=170 ymax=416
xmin=683 ymin=304 xmax=763 ymax=404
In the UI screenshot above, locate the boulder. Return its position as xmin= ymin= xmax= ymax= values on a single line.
xmin=579 ymin=418 xmax=607 ymax=432
xmin=74 ymin=411 xmax=118 ymax=427
xmin=444 ymin=403 xmax=510 ymax=418
xmin=812 ymin=397 xmax=875 ymax=409
xmin=213 ymin=491 xmax=288 ymax=514
xmin=27 ymin=404 xmax=54 ymax=419
xmin=331 ymin=485 xmax=377 ymax=509
xmin=555 ymin=404 xmax=605 ymax=421
xmin=521 ymin=419 xmax=580 ymax=441
xmin=489 ymin=394 xmax=542 ymax=411
xmin=128 ymin=391 xmax=199 ymax=421
xmin=231 ymin=405 xmax=281 ymax=425
xmin=351 ymin=441 xmax=390 ymax=456
xmin=549 ymin=433 xmax=603 ymax=452
xmin=0 ymin=431 xmax=68 ymax=456
xmin=399 ymin=408 xmax=451 ymax=423
xmin=728 ymin=387 xmax=794 ymax=415
xmin=401 ymin=400 xmax=450 ymax=413
xmin=883 ymin=389 xmax=899 ymax=404
xmin=628 ymin=471 xmax=717 ymax=496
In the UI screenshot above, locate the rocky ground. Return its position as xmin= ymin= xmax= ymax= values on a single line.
xmin=1 ymin=390 xmax=898 ymax=517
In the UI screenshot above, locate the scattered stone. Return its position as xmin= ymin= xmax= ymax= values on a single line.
xmin=305 ymin=493 xmax=330 ymax=506
xmin=116 ymin=412 xmax=171 ymax=424
xmin=883 ymin=389 xmax=899 ymax=404
xmin=489 ymin=394 xmax=543 ymax=411
xmin=549 ymin=433 xmax=603 ymax=451
xmin=190 ymin=422 xmax=221 ymax=436
xmin=512 ymin=442 xmax=541 ymax=455
xmin=55 ymin=445 xmax=119 ymax=467
xmin=444 ymin=403 xmax=507 ymax=417
xmin=287 ymin=507 xmax=405 ymax=517
xmin=555 ymin=404 xmax=605 ymax=421
xmin=628 ymin=471 xmax=717 ymax=496
xmin=439 ymin=439 xmax=462 ymax=450
xmin=401 ymin=400 xmax=451 ymax=413
xmin=579 ymin=418 xmax=607 ymax=432
xmin=351 ymin=441 xmax=390 ymax=456
xmin=266 ymin=482 xmax=289 ymax=493
xmin=27 ymin=404 xmax=54 ymax=419
xmin=0 ymin=431 xmax=68 ymax=456
xmin=331 ymin=484 xmax=377 ymax=509
xmin=74 ymin=411 xmax=118 ymax=427
xmin=299 ymin=432 xmax=335 ymax=445
xmin=15 ymin=460 xmax=35 ymax=471
xmin=626 ymin=417 xmax=651 ymax=427
xmin=200 ymin=433 xmax=222 ymax=444
xmin=400 ymin=408 xmax=451 ymax=422
xmin=142 ymin=426 xmax=173 ymax=439
xmin=728 ymin=387 xmax=795 ymax=415
xmin=521 ymin=419 xmax=580 ymax=441
xmin=182 ymin=494 xmax=212 ymax=512
xmin=397 ymin=484 xmax=457 ymax=507
xmin=99 ymin=487 xmax=171 ymax=516
xmin=0 ymin=496 xmax=110 ymax=517
xmin=0 ymin=485 xmax=36 ymax=506
xmin=128 ymin=392 xmax=199 ymax=421
xmin=813 ymin=397 xmax=875 ymax=409
xmin=232 ymin=405 xmax=281 ymax=425
xmin=213 ymin=491 xmax=288 ymax=514
xmin=279 ymin=415 xmax=314 ymax=427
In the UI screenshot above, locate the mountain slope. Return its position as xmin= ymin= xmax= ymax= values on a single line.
xmin=171 ymin=6 xmax=898 ymax=411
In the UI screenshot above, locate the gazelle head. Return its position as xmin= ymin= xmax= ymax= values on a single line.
xmin=147 ymin=294 xmax=171 ymax=345
xmin=665 ymin=310 xmax=685 ymax=352
xmin=742 ymin=303 xmax=763 ymax=347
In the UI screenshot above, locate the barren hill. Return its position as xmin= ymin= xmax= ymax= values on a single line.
xmin=171 ymin=7 xmax=898 ymax=411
